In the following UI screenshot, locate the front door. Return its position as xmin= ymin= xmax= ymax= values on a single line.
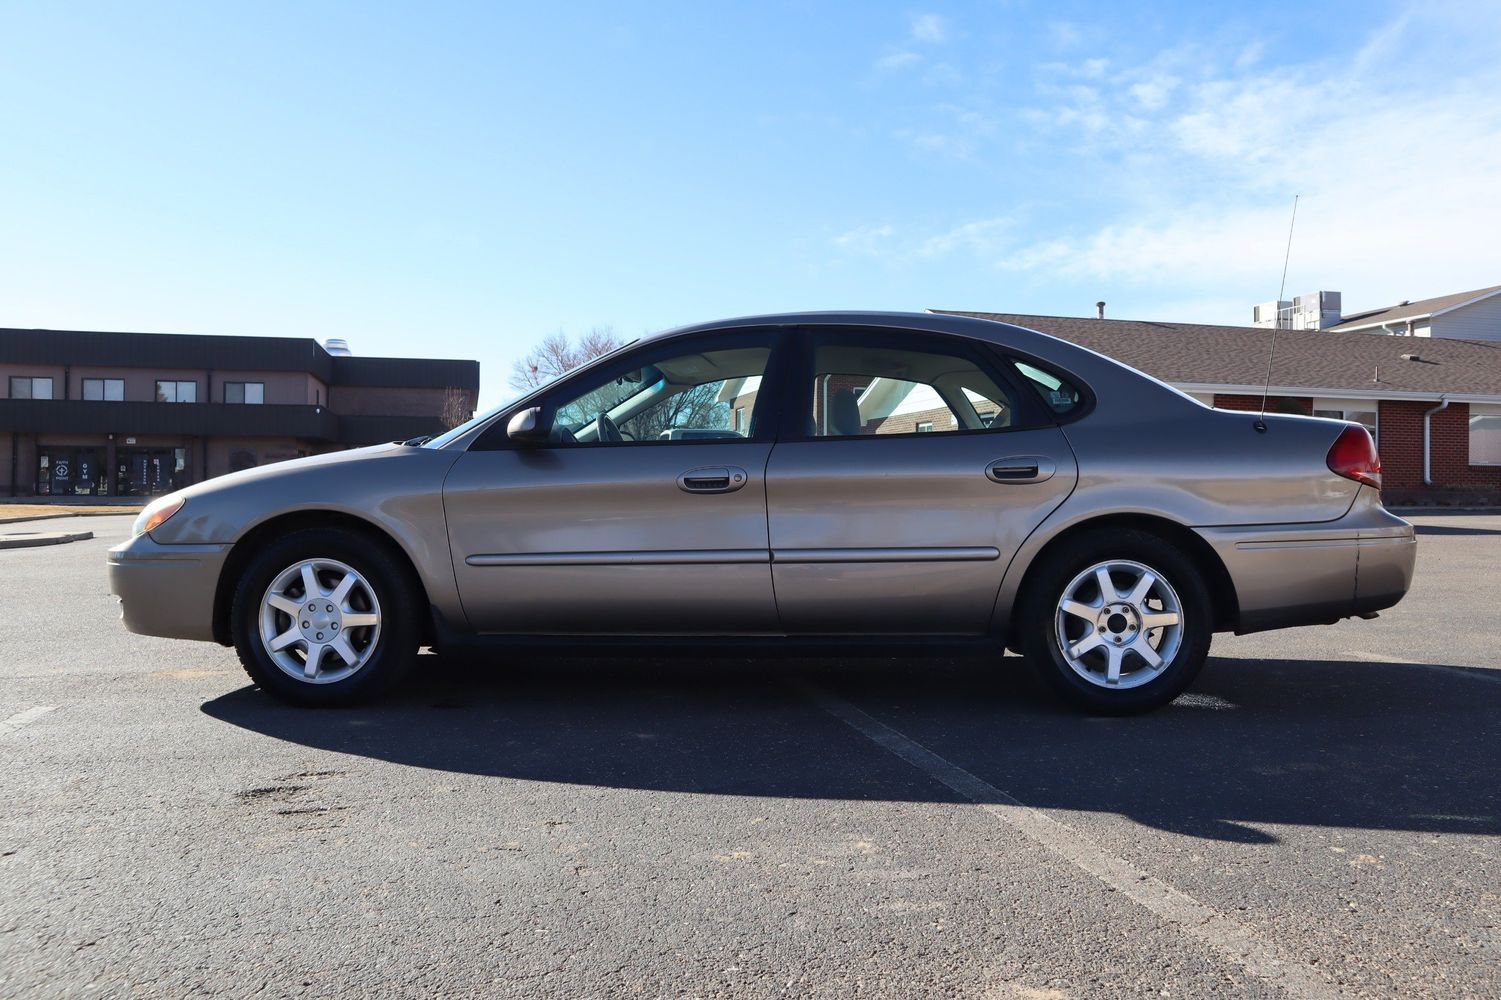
xmin=444 ymin=330 xmax=786 ymax=634
xmin=766 ymin=327 xmax=1079 ymax=634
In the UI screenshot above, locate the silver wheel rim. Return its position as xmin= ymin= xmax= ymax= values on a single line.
xmin=1054 ymin=559 xmax=1183 ymax=690
xmin=258 ymin=558 xmax=382 ymax=685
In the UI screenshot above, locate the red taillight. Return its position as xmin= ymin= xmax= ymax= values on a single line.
xmin=1327 ymin=424 xmax=1381 ymax=489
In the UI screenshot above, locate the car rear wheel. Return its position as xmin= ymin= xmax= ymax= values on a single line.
xmin=230 ymin=528 xmax=420 ymax=706
xmin=1018 ymin=528 xmax=1212 ymax=714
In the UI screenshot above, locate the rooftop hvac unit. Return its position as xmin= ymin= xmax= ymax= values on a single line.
xmin=323 ymin=338 xmax=353 ymax=356
xmin=1292 ymin=291 xmax=1342 ymax=330
xmin=1253 ymin=300 xmax=1291 ymax=328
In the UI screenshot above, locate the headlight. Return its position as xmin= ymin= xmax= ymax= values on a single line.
xmin=133 ymin=495 xmax=185 ymax=537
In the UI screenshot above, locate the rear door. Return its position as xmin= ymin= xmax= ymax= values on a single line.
xmin=765 ymin=327 xmax=1079 ymax=634
xmin=444 ymin=329 xmax=787 ymax=634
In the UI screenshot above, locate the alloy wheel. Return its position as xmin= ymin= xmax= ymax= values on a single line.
xmin=257 ymin=558 xmax=382 ymax=684
xmin=1054 ymin=559 xmax=1183 ymax=689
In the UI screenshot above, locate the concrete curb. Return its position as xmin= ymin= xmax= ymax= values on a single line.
xmin=0 ymin=530 xmax=95 ymax=550
xmin=0 ymin=510 xmax=142 ymax=525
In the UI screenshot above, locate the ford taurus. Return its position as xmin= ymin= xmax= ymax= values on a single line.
xmin=108 ymin=312 xmax=1416 ymax=713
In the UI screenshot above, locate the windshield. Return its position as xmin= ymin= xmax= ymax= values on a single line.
xmin=422 ymin=337 xmax=641 ymax=448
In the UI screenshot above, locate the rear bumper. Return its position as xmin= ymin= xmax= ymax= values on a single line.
xmin=1195 ymin=493 xmax=1416 ymax=634
xmin=107 ymin=533 xmax=231 ymax=643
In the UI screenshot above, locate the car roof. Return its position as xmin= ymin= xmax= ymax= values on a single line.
xmin=641 ymin=310 xmax=1052 ymax=349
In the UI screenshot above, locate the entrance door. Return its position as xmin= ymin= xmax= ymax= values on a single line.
xmin=37 ymin=448 xmax=103 ymax=496
xmin=766 ymin=327 xmax=1079 ymax=634
xmin=117 ymin=448 xmax=188 ymax=495
xmin=444 ymin=329 xmax=787 ymax=634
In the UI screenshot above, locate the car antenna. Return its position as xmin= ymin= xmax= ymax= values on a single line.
xmin=1254 ymin=194 xmax=1299 ymax=433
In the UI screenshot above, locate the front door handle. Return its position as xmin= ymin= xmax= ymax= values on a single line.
xmin=986 ymin=456 xmax=1057 ymax=484
xmin=677 ymin=466 xmax=748 ymax=494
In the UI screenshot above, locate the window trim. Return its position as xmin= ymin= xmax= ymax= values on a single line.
xmin=9 ymin=375 xmax=54 ymax=400
xmin=155 ymin=379 xmax=198 ymax=404
xmin=780 ymin=326 xmax=1055 ymax=443
xmin=1468 ymin=403 xmax=1501 ymax=467
xmin=471 ymin=328 xmax=792 ymax=451
xmin=224 ymin=380 xmax=265 ymax=404
xmin=82 ymin=377 xmax=125 ymax=401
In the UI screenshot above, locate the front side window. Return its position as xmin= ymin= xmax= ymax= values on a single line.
xmin=156 ymin=380 xmax=197 ymax=403
xmin=225 ymin=381 xmax=265 ymax=404
xmin=82 ymin=378 xmax=124 ymax=401
xmin=550 ymin=339 xmax=773 ymax=445
xmin=808 ymin=339 xmax=1015 ymax=437
xmin=9 ymin=376 xmax=53 ymax=400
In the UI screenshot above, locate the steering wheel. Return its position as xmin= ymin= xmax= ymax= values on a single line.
xmin=593 ymin=412 xmax=623 ymax=443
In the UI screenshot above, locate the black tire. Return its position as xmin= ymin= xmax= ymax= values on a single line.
xmin=1016 ymin=528 xmax=1213 ymax=715
xmin=230 ymin=527 xmax=422 ymax=706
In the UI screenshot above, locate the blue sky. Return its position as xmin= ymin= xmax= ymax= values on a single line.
xmin=4 ymin=0 xmax=1499 ymax=406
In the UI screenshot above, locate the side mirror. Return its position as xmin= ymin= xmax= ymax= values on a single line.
xmin=507 ymin=407 xmax=549 ymax=446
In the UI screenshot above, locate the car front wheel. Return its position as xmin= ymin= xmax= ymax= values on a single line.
xmin=230 ymin=528 xmax=420 ymax=706
xmin=1018 ymin=528 xmax=1212 ymax=715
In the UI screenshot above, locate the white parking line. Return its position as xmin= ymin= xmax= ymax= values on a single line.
xmin=799 ymin=681 xmax=1346 ymax=1000
xmin=0 ymin=706 xmax=56 ymax=738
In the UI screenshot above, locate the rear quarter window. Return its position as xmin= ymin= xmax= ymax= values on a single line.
xmin=1012 ymin=360 xmax=1085 ymax=416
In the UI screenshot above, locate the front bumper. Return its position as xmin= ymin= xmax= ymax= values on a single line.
xmin=107 ymin=533 xmax=232 ymax=643
xmin=1195 ymin=491 xmax=1416 ymax=634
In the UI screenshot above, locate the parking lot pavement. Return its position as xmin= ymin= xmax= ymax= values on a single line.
xmin=1 ymin=514 xmax=1497 ymax=998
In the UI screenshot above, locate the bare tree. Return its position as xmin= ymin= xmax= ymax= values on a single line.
xmin=508 ymin=327 xmax=625 ymax=393
xmin=620 ymin=383 xmax=729 ymax=441
xmin=439 ymin=386 xmax=473 ymax=430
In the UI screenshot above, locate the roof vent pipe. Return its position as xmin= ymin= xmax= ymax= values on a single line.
xmin=1423 ymin=396 xmax=1451 ymax=486
xmin=1095 ymin=301 xmax=1105 ymax=319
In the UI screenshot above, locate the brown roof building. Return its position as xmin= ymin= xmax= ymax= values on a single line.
xmin=1 ymin=328 xmax=479 ymax=499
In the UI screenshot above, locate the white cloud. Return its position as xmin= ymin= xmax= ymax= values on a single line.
xmin=919 ymin=217 xmax=1013 ymax=257
xmin=894 ymin=103 xmax=1001 ymax=160
xmin=875 ymin=50 xmax=922 ymax=72
xmin=997 ymin=1 xmax=1501 ymax=313
xmin=910 ymin=13 xmax=949 ymax=44
xmin=1128 ymin=74 xmax=1178 ymax=111
xmin=831 ymin=224 xmax=897 ymax=256
xmin=1048 ymin=20 xmax=1083 ymax=49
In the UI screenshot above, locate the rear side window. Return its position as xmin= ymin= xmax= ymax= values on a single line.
xmin=808 ymin=341 xmax=1017 ymax=437
xmin=1012 ymin=360 xmax=1084 ymax=416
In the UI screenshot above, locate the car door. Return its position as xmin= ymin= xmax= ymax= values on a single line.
xmin=443 ymin=329 xmax=787 ymax=634
xmin=765 ymin=327 xmax=1079 ymax=634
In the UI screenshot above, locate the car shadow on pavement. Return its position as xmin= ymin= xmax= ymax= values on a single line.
xmin=1411 ymin=523 xmax=1501 ymax=536
xmin=200 ymin=652 xmax=1501 ymax=845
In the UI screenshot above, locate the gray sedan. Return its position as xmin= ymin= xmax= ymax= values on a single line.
xmin=108 ymin=312 xmax=1416 ymax=713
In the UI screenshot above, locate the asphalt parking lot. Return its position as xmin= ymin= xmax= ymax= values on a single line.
xmin=2 ymin=513 xmax=1498 ymax=999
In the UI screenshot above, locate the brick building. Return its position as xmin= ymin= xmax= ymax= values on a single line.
xmin=1 ymin=328 xmax=479 ymax=498
xmin=938 ymin=310 xmax=1501 ymax=503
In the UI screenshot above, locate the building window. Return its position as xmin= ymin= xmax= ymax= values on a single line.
xmin=9 ymin=376 xmax=53 ymax=399
xmin=915 ymin=421 xmax=934 ymax=433
xmin=155 ymin=380 xmax=197 ymax=403
xmin=734 ymin=407 xmax=746 ymax=433
xmin=224 ymin=381 xmax=264 ymax=404
xmin=1471 ymin=405 xmax=1501 ymax=466
xmin=82 ymin=378 xmax=125 ymax=401
xmin=1313 ymin=402 xmax=1378 ymax=446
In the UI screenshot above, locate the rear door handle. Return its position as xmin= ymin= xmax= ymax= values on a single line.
xmin=986 ymin=456 xmax=1057 ymax=484
xmin=677 ymin=466 xmax=748 ymax=494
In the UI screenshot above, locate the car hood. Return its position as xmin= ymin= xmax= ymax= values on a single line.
xmin=149 ymin=443 xmax=462 ymax=545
